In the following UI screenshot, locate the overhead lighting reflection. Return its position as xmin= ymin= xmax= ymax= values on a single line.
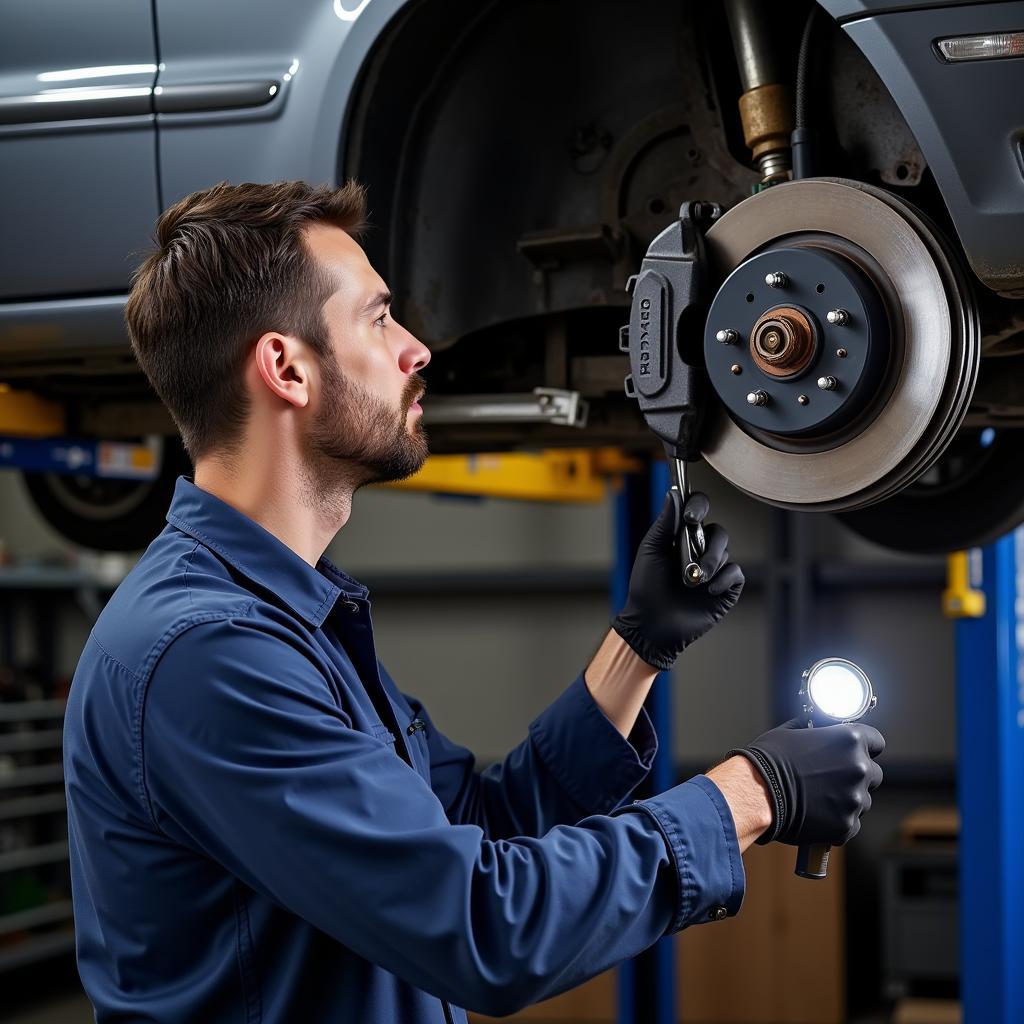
xmin=32 ymin=87 xmax=152 ymax=103
xmin=334 ymin=0 xmax=373 ymax=21
xmin=38 ymin=64 xmax=157 ymax=82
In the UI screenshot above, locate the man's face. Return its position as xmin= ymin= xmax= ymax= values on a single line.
xmin=301 ymin=224 xmax=432 ymax=489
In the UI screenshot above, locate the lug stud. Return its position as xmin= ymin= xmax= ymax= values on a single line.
xmin=837 ymin=348 xmax=848 ymax=358
xmin=747 ymin=389 xmax=769 ymax=407
xmin=817 ymin=375 xmax=838 ymax=391
xmin=716 ymin=328 xmax=739 ymax=345
xmin=730 ymin=364 xmax=742 ymax=375
xmin=765 ymin=271 xmax=787 ymax=289
xmin=826 ymin=308 xmax=850 ymax=326
xmin=798 ymin=395 xmax=809 ymax=405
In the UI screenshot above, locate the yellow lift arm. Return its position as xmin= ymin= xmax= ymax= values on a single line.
xmin=379 ymin=448 xmax=642 ymax=504
xmin=0 ymin=384 xmax=642 ymax=504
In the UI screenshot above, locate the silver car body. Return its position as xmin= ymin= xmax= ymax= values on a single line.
xmin=0 ymin=0 xmax=407 ymax=364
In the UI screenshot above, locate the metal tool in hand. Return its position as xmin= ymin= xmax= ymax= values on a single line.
xmin=620 ymin=201 xmax=722 ymax=587
xmin=670 ymin=458 xmax=706 ymax=586
xmin=795 ymin=658 xmax=877 ymax=879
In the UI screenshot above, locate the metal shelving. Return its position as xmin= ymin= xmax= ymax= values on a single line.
xmin=0 ymin=697 xmax=72 ymax=972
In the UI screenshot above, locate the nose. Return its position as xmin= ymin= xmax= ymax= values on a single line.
xmin=398 ymin=322 xmax=431 ymax=375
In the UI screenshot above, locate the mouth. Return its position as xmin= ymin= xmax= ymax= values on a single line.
xmin=408 ymin=390 xmax=425 ymax=413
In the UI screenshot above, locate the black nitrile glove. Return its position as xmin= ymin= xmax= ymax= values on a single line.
xmin=728 ymin=718 xmax=885 ymax=846
xmin=611 ymin=492 xmax=744 ymax=671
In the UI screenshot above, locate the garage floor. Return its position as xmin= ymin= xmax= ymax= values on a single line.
xmin=4 ymin=978 xmax=893 ymax=1024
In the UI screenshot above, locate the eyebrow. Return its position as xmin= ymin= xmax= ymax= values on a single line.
xmin=358 ymin=290 xmax=393 ymax=318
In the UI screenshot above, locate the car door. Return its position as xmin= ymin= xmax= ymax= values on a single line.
xmin=0 ymin=0 xmax=160 ymax=301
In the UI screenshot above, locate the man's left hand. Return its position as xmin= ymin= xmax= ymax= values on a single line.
xmin=611 ymin=492 xmax=744 ymax=671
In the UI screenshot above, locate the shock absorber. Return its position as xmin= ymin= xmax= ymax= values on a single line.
xmin=723 ymin=0 xmax=794 ymax=185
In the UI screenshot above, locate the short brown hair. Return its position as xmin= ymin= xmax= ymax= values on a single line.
xmin=125 ymin=179 xmax=367 ymax=460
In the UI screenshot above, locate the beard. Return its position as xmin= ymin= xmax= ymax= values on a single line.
xmin=302 ymin=352 xmax=429 ymax=504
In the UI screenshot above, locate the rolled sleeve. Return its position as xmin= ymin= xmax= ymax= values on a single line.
xmin=527 ymin=674 xmax=657 ymax=817
xmin=616 ymin=774 xmax=745 ymax=933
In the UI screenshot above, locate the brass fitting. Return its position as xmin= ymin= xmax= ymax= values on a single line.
xmin=737 ymin=83 xmax=794 ymax=182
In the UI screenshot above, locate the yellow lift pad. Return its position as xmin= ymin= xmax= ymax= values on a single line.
xmin=0 ymin=385 xmax=65 ymax=437
xmin=380 ymin=448 xmax=641 ymax=504
xmin=943 ymin=550 xmax=986 ymax=618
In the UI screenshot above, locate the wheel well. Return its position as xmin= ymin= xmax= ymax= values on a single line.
xmin=343 ymin=0 xmax=761 ymax=354
xmin=342 ymin=0 xmax=1024 ymax=453
xmin=341 ymin=0 xmax=949 ymax=373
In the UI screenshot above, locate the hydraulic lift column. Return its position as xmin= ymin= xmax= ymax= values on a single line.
xmin=951 ymin=537 xmax=1024 ymax=1022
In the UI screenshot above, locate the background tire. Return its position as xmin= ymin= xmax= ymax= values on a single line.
xmin=837 ymin=428 xmax=1024 ymax=554
xmin=22 ymin=438 xmax=191 ymax=552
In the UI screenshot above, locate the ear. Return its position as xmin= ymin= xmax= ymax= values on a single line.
xmin=253 ymin=332 xmax=313 ymax=409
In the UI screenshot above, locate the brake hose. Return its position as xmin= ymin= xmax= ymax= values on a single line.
xmin=791 ymin=5 xmax=820 ymax=180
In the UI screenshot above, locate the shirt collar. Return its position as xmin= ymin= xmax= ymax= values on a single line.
xmin=165 ymin=477 xmax=367 ymax=628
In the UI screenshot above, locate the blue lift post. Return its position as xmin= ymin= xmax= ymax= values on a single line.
xmin=956 ymin=532 xmax=1024 ymax=1023
xmin=614 ymin=462 xmax=677 ymax=1024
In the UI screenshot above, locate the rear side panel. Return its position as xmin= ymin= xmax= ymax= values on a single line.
xmin=153 ymin=0 xmax=412 ymax=207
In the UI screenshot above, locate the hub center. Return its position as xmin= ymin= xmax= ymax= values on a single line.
xmin=750 ymin=306 xmax=816 ymax=378
xmin=703 ymin=243 xmax=891 ymax=440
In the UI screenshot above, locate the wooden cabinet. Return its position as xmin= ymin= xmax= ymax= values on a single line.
xmin=471 ymin=843 xmax=844 ymax=1024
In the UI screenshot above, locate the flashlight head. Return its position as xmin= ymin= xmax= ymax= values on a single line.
xmin=801 ymin=658 xmax=875 ymax=722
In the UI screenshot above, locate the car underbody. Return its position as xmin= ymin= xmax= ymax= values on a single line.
xmin=5 ymin=0 xmax=1024 ymax=553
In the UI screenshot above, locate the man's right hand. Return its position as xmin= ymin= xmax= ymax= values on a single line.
xmin=727 ymin=718 xmax=885 ymax=847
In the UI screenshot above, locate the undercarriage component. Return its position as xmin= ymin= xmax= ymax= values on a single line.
xmin=421 ymin=388 xmax=588 ymax=429
xmin=724 ymin=0 xmax=794 ymax=184
xmin=700 ymin=177 xmax=980 ymax=513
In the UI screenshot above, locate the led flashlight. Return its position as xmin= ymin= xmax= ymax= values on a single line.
xmin=795 ymin=657 xmax=876 ymax=880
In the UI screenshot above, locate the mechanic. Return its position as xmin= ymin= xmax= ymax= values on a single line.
xmin=63 ymin=180 xmax=885 ymax=1024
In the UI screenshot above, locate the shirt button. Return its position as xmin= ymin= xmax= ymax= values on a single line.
xmin=708 ymin=906 xmax=728 ymax=922
xmin=343 ymin=599 xmax=360 ymax=613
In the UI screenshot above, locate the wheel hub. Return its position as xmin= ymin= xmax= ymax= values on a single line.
xmin=700 ymin=178 xmax=980 ymax=511
xmin=705 ymin=244 xmax=891 ymax=439
xmin=749 ymin=306 xmax=815 ymax=378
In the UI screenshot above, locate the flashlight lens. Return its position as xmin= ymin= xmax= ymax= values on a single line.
xmin=806 ymin=661 xmax=871 ymax=720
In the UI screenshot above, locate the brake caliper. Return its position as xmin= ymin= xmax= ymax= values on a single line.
xmin=621 ymin=200 xmax=722 ymax=462
xmin=621 ymin=201 xmax=722 ymax=584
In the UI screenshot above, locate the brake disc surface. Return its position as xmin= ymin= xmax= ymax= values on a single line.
xmin=700 ymin=178 xmax=979 ymax=511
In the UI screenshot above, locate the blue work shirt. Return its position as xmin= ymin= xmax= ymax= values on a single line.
xmin=64 ymin=478 xmax=744 ymax=1023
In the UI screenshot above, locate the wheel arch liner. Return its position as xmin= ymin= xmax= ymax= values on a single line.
xmin=827 ymin=1 xmax=1024 ymax=297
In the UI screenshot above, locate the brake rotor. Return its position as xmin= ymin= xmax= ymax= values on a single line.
xmin=700 ymin=178 xmax=980 ymax=512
